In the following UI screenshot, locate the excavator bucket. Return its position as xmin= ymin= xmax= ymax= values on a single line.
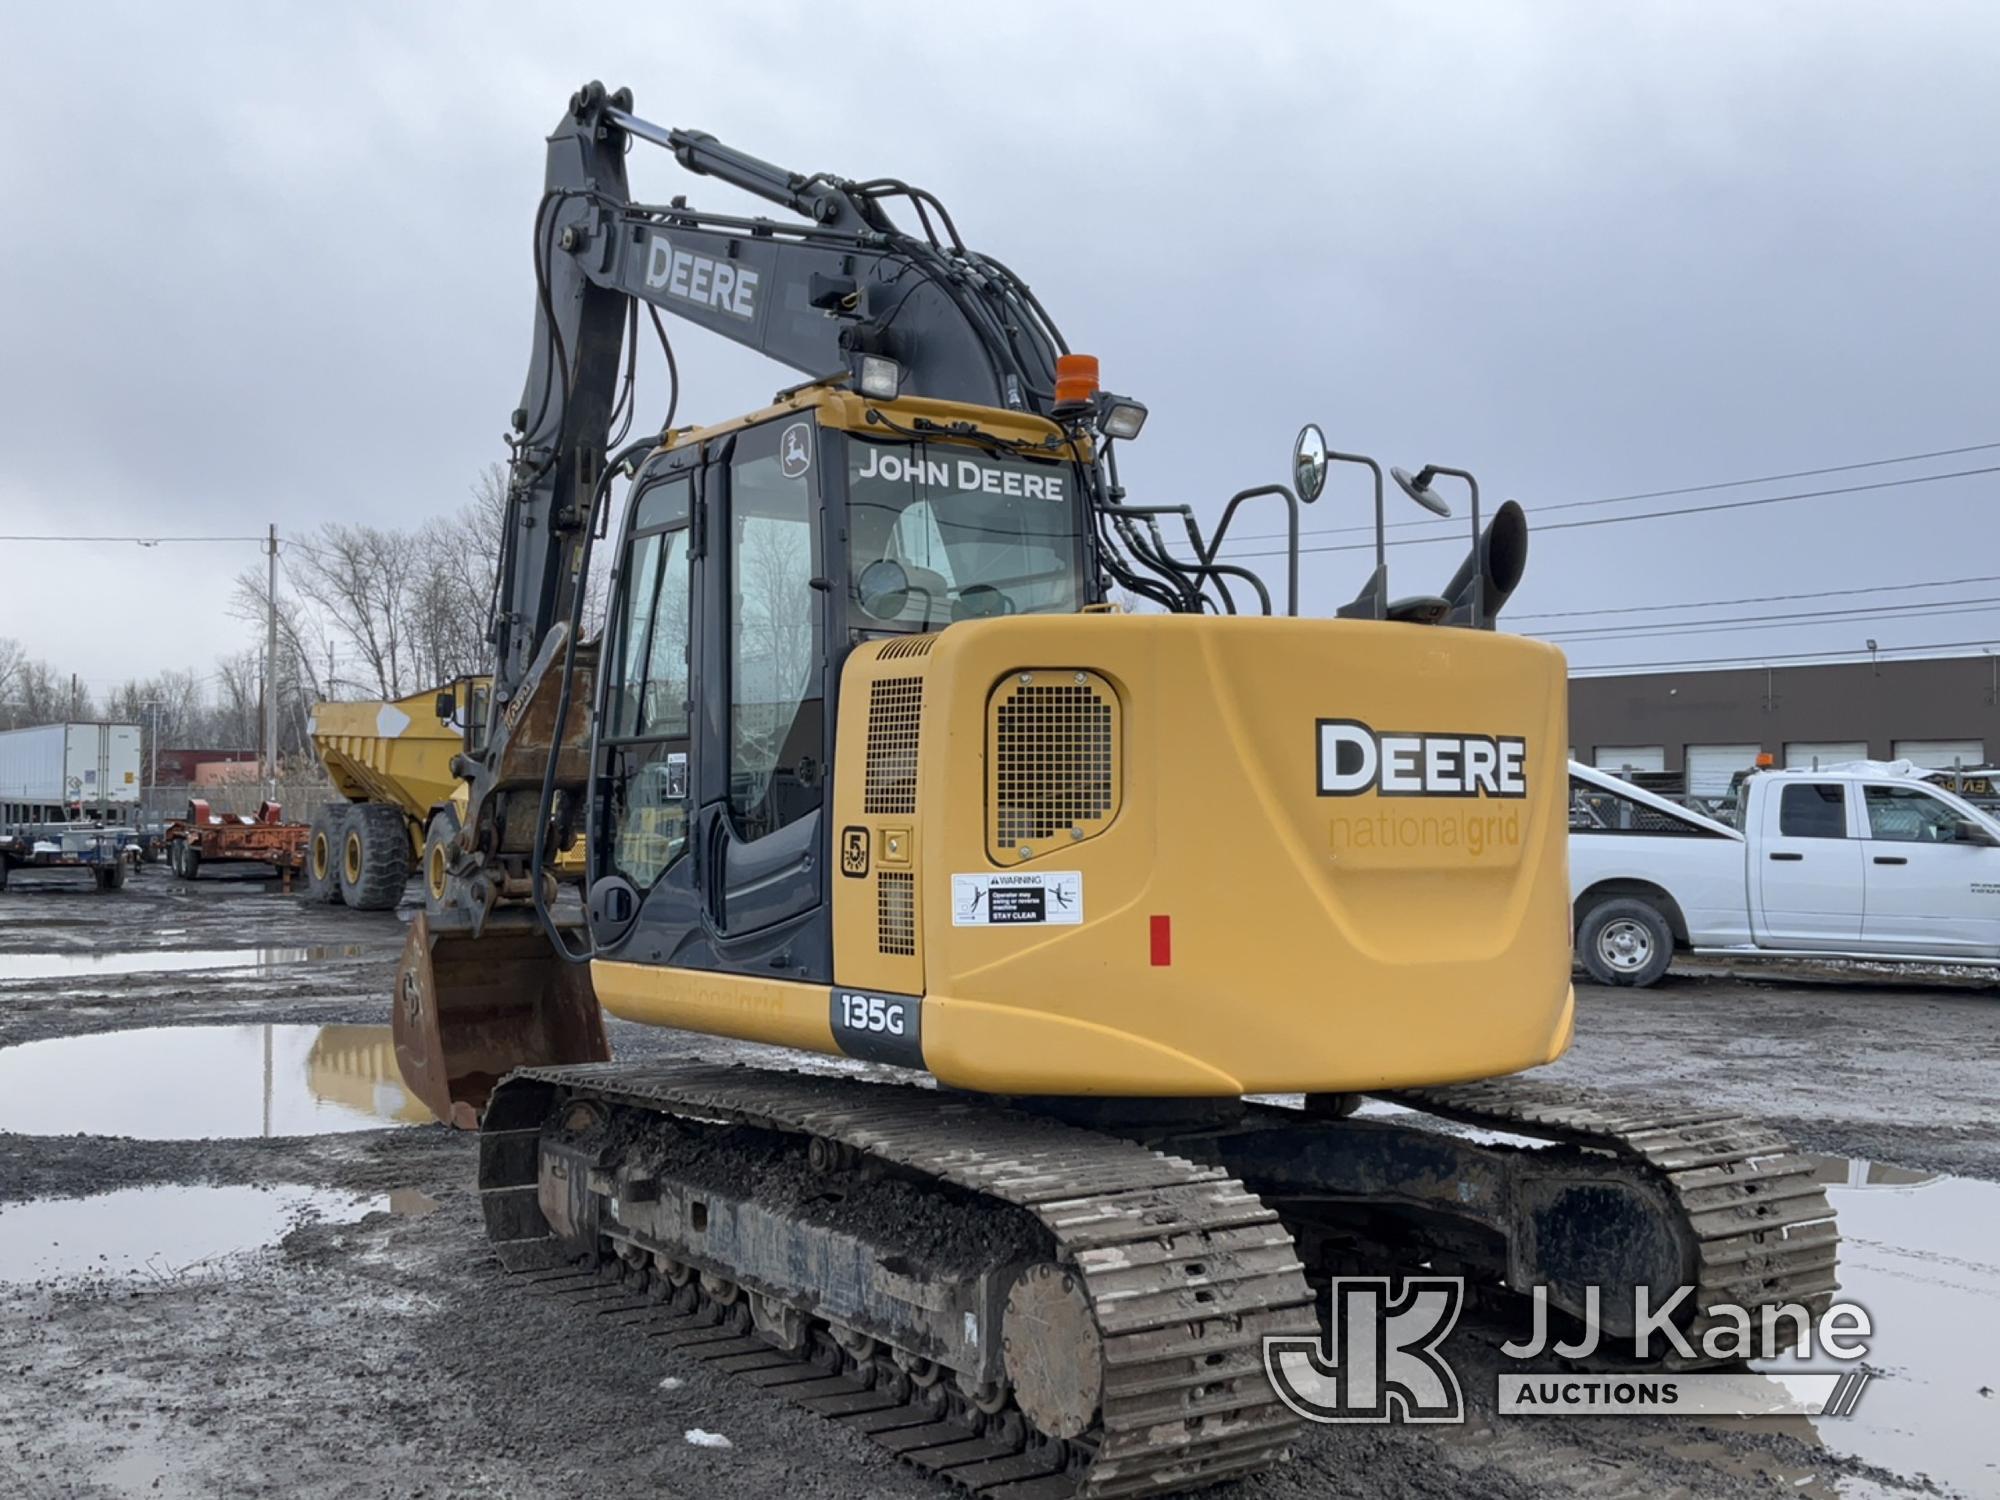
xmin=393 ymin=909 xmax=608 ymax=1129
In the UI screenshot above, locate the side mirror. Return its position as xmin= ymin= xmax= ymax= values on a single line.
xmin=1955 ymin=819 xmax=1998 ymax=847
xmin=1390 ymin=466 xmax=1453 ymax=518
xmin=434 ymin=690 xmax=456 ymax=721
xmin=1292 ymin=424 xmax=1328 ymax=503
xmin=856 ymin=558 xmax=912 ymax=620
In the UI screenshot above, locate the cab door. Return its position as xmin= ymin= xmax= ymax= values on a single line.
xmin=1858 ymin=782 xmax=2000 ymax=955
xmin=1754 ymin=780 xmax=1865 ymax=947
xmin=689 ymin=416 xmax=832 ymax=981
xmin=590 ymin=465 xmax=703 ymax=961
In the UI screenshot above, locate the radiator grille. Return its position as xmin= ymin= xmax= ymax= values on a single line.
xmin=990 ymin=671 xmax=1119 ymax=860
xmin=864 ymin=677 xmax=923 ymax=815
xmin=877 ymin=870 xmax=916 ymax=956
xmin=877 ymin=634 xmax=938 ymax=660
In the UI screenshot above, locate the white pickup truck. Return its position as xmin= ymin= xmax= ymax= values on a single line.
xmin=1569 ymin=760 xmax=2000 ymax=986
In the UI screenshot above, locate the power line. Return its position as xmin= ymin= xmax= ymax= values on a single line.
xmin=0 ymin=533 xmax=265 ymax=544
xmin=1534 ymin=595 xmax=2000 ymax=643
xmin=1568 ymin=637 xmax=1999 ymax=676
xmin=1512 ymin=571 xmax=2000 ymax=622
xmin=1576 ymin=439 xmax=2000 ymax=505
xmin=1227 ymin=464 xmax=2000 ymax=560
xmin=1216 ymin=438 xmax=2000 ymax=548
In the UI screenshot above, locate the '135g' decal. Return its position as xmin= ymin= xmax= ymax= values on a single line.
xmin=830 ymin=990 xmax=923 ymax=1068
xmin=839 ymin=992 xmax=905 ymax=1035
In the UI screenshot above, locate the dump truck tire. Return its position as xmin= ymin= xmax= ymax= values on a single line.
xmin=96 ymin=858 xmax=127 ymax=892
xmin=422 ymin=808 xmax=461 ymax=917
xmin=168 ymin=840 xmax=187 ymax=878
xmin=307 ymin=807 xmax=346 ymax=904
xmin=340 ymin=803 xmax=412 ymax=911
xmin=178 ymin=845 xmax=201 ymax=882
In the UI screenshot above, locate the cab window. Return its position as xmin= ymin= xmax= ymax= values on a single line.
xmin=1778 ymin=782 xmax=1846 ymax=838
xmin=729 ymin=420 xmax=822 ymax=843
xmin=602 ymin=477 xmax=692 ymax=888
xmin=1864 ymin=784 xmax=1963 ymax=843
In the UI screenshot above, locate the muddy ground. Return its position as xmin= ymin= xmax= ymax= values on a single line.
xmin=0 ymin=865 xmax=1993 ymax=1499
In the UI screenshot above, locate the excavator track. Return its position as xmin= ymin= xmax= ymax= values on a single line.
xmin=476 ymin=1063 xmax=1838 ymax=1497
xmin=1385 ymin=1076 xmax=1841 ymax=1364
xmin=479 ymin=1061 xmax=1320 ymax=1499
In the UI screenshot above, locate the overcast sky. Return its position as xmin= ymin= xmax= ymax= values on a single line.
xmin=3 ymin=1 xmax=1995 ymax=696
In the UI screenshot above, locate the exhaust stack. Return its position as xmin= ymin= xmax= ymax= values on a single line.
xmin=1442 ymin=499 xmax=1529 ymax=629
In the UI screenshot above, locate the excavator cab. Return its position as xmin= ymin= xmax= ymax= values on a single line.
xmin=582 ymin=391 xmax=1095 ymax=990
xmin=394 ymin=388 xmax=1099 ymax=1124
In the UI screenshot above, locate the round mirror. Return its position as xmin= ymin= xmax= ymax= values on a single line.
xmin=1292 ymin=423 xmax=1329 ymax=503
xmin=856 ymin=558 xmax=912 ymax=620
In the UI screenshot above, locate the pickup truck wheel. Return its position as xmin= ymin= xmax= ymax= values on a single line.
xmin=1579 ymin=898 xmax=1673 ymax=987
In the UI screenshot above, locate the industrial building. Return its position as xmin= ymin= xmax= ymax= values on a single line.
xmin=1567 ymin=653 xmax=1998 ymax=797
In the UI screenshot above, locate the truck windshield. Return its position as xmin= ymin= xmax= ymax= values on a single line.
xmin=845 ymin=437 xmax=1084 ymax=626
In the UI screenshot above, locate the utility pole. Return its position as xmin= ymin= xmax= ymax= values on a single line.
xmin=266 ymin=523 xmax=279 ymax=800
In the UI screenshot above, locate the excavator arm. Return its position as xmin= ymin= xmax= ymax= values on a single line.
xmin=400 ymin=82 xmax=1093 ymax=1123
xmin=491 ymin=83 xmax=1071 ymax=714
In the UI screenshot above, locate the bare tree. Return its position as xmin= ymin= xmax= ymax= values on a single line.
xmin=283 ymin=524 xmax=419 ymax=697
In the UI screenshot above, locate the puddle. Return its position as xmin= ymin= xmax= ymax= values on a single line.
xmin=0 ymin=945 xmax=367 ymax=982
xmin=1749 ymin=1158 xmax=2000 ymax=1498
xmin=0 ymin=1024 xmax=435 ymax=1137
xmin=0 ymin=1183 xmax=387 ymax=1283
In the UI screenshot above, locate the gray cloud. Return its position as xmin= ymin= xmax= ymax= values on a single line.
xmin=3 ymin=1 xmax=1995 ymax=689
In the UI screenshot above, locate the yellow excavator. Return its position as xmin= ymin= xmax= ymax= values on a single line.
xmin=392 ymin=82 xmax=1838 ymax=1496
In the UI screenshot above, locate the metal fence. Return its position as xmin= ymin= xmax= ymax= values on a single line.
xmin=135 ymin=778 xmax=342 ymax=827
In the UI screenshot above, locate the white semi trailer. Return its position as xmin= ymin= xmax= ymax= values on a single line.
xmin=0 ymin=722 xmax=143 ymax=892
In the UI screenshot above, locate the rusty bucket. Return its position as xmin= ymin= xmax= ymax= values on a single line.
xmin=393 ymin=909 xmax=608 ymax=1129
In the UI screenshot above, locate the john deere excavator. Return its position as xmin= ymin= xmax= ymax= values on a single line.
xmin=393 ymin=82 xmax=1839 ymax=1496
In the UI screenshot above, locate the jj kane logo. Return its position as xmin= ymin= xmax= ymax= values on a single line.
xmin=1265 ymin=1277 xmax=1466 ymax=1424
xmin=1317 ymin=719 xmax=1526 ymax=799
xmin=1264 ymin=1276 xmax=1877 ymax=1425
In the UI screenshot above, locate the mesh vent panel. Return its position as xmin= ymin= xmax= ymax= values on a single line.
xmin=864 ymin=677 xmax=923 ymax=815
xmin=877 ymin=870 xmax=916 ymax=956
xmin=993 ymin=678 xmax=1116 ymax=848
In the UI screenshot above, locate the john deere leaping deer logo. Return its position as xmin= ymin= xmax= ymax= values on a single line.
xmin=780 ymin=421 xmax=813 ymax=479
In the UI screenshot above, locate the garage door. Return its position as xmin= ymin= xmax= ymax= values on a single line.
xmin=1785 ymin=741 xmax=1867 ymax=769
xmin=1685 ymin=744 xmax=1762 ymax=798
xmin=1594 ymin=746 xmax=1665 ymax=774
xmin=1893 ymin=738 xmax=1985 ymax=769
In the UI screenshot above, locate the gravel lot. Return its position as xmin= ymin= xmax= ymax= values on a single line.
xmin=0 ymin=865 xmax=1992 ymax=1499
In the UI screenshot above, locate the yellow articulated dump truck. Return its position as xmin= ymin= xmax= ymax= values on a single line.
xmin=307 ymin=679 xmax=484 ymax=911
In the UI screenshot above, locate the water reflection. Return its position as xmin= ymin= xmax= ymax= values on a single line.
xmin=0 ymin=1184 xmax=386 ymax=1283
xmin=0 ymin=1023 xmax=433 ymax=1137
xmin=0 ymin=946 xmax=368 ymax=982
xmin=1755 ymin=1162 xmax=2000 ymax=1498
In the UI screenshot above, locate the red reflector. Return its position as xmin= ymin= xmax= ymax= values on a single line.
xmin=1149 ymin=915 xmax=1172 ymax=967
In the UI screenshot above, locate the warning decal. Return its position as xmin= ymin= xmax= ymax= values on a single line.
xmin=951 ymin=871 xmax=1084 ymax=927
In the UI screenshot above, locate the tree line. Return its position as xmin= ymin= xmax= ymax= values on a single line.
xmin=0 ymin=466 xmax=591 ymax=768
